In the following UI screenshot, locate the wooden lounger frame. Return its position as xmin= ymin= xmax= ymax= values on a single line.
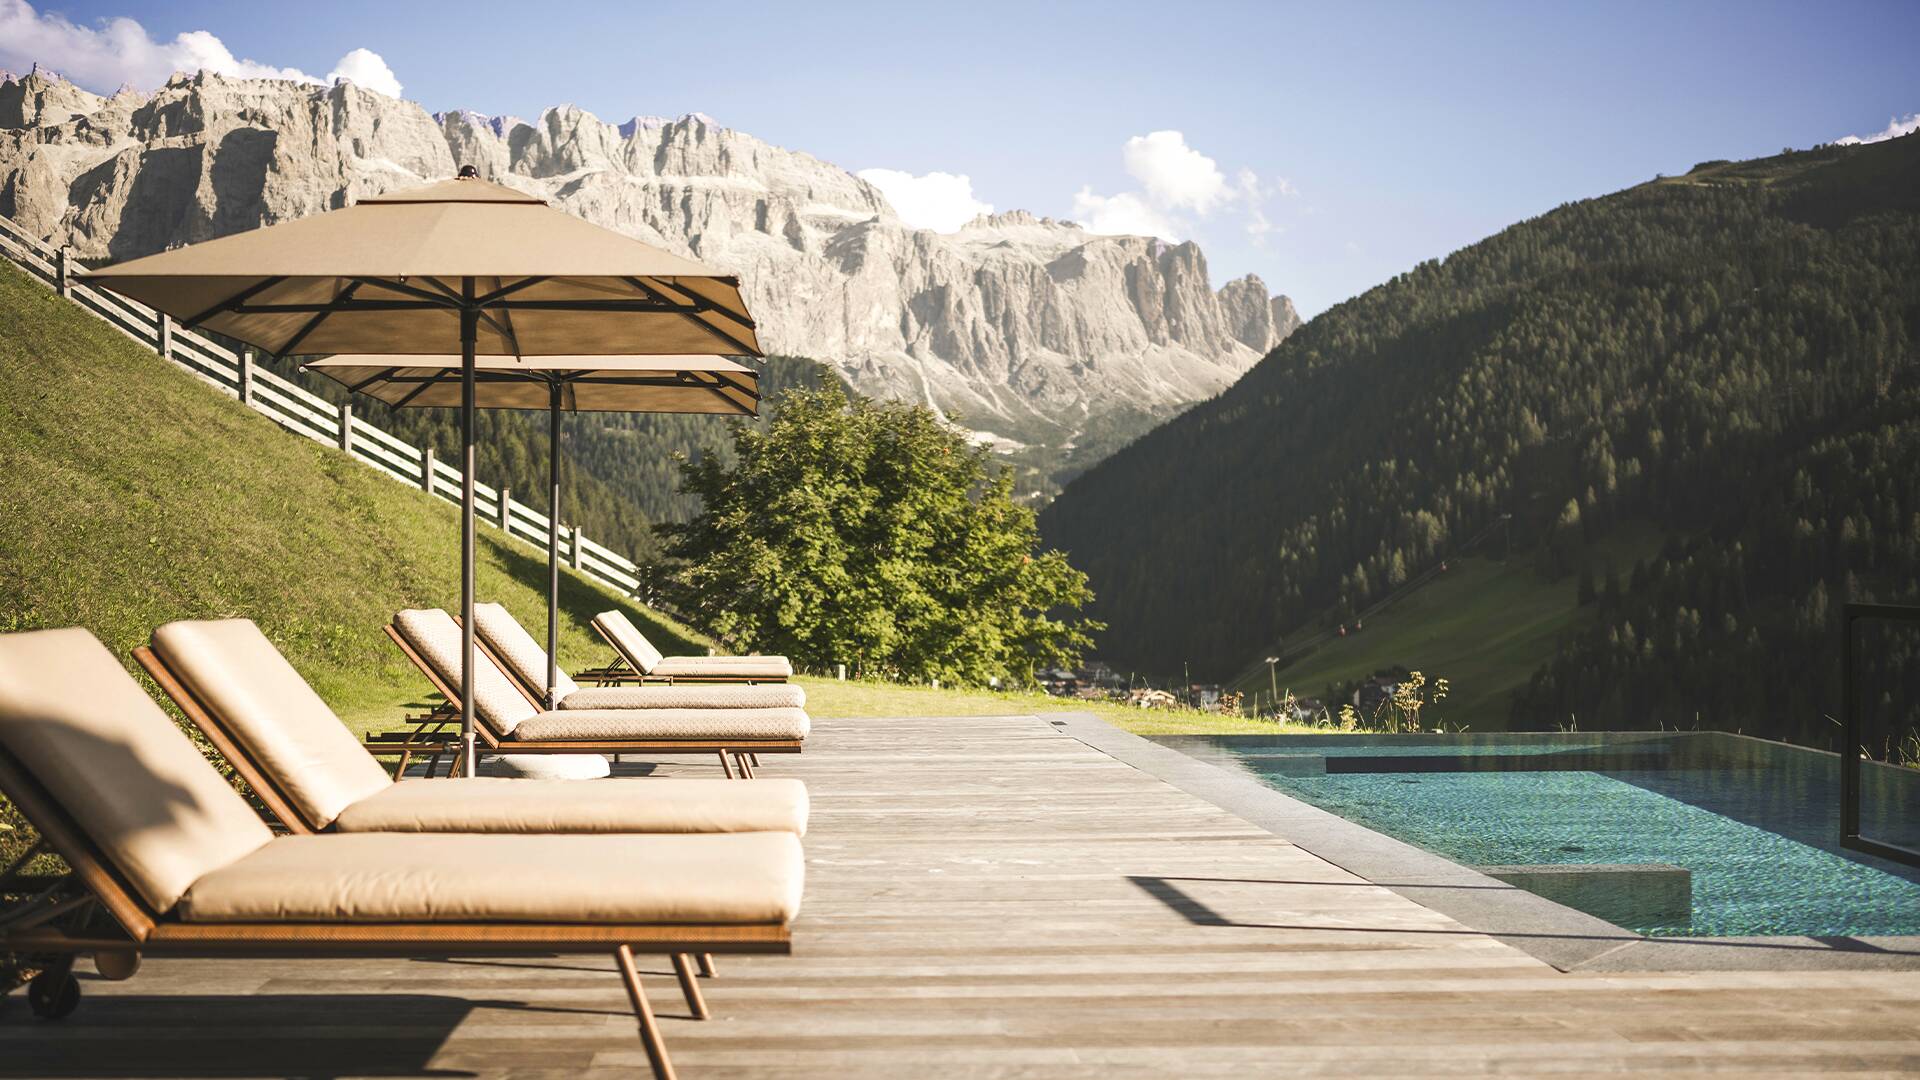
xmin=132 ymin=643 xmax=728 ymax=1015
xmin=585 ymin=618 xmax=789 ymax=686
xmin=0 ymin=747 xmax=785 ymax=1080
xmin=372 ymin=625 xmax=800 ymax=779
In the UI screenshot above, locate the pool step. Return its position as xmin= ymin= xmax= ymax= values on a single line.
xmin=1478 ymin=862 xmax=1692 ymax=927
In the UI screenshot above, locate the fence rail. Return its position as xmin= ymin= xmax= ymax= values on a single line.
xmin=0 ymin=213 xmax=652 ymax=602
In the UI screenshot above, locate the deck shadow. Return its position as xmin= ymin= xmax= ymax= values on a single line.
xmin=1127 ymin=873 xmax=1920 ymax=964
xmin=0 ymin=993 xmax=478 ymax=1077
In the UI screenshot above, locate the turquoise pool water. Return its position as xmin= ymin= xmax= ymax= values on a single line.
xmin=1166 ymin=734 xmax=1920 ymax=937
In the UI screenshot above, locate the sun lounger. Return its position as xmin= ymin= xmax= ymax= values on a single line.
xmin=470 ymin=602 xmax=804 ymax=711
xmin=383 ymin=609 xmax=806 ymax=777
xmin=586 ymin=609 xmax=794 ymax=684
xmin=136 ymin=616 xmax=806 ymax=1013
xmin=0 ymin=627 xmax=800 ymax=1078
xmin=137 ymin=618 xmax=809 ymax=837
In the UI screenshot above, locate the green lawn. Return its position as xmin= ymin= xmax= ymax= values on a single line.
xmin=1236 ymin=527 xmax=1666 ymax=731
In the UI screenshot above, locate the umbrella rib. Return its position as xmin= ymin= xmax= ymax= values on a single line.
xmin=692 ymin=373 xmax=759 ymax=415
xmin=703 ymin=384 xmax=757 ymax=414
xmin=390 ymin=369 xmax=450 ymax=408
xmin=704 ymin=370 xmax=763 ymax=403
xmin=352 ymin=277 xmax=464 ymax=308
xmin=570 ymin=374 xmax=694 ymax=386
xmin=416 ymin=275 xmax=512 ymax=343
xmin=241 ymin=299 xmax=447 ymax=314
xmin=476 ymin=277 xmax=548 ymax=305
xmin=625 ymin=276 xmax=759 ymax=355
xmin=635 ymin=277 xmax=760 ymax=333
xmin=348 ymin=366 xmax=404 ymax=394
xmin=492 ymin=290 xmax=526 ymax=355
xmin=414 ymin=277 xmax=468 ymax=304
xmin=464 ymin=304 xmax=516 ymax=350
xmin=183 ymin=276 xmax=286 ymax=329
xmin=273 ymin=280 xmax=365 ymax=359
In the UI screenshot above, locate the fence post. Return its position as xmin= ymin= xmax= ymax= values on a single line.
xmin=157 ymin=313 xmax=173 ymax=361
xmin=421 ymin=447 xmax=436 ymax=494
xmin=57 ymin=248 xmax=71 ymax=299
xmin=570 ymin=525 xmax=584 ymax=570
xmin=239 ymin=348 xmax=254 ymax=406
xmin=336 ymin=402 xmax=352 ymax=452
xmin=497 ymin=488 xmax=511 ymax=531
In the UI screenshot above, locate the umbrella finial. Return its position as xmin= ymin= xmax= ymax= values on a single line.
xmin=457 ymin=164 xmax=479 ymax=179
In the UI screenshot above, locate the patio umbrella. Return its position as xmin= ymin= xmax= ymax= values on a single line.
xmin=303 ymin=354 xmax=760 ymax=709
xmin=83 ymin=169 xmax=763 ymax=776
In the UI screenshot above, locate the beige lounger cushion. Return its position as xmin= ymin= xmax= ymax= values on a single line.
xmin=152 ymin=618 xmax=393 ymax=830
xmin=332 ymin=776 xmax=808 ymax=835
xmin=595 ymin=609 xmax=793 ymax=678
xmin=513 ymin=707 xmax=810 ymax=742
xmin=178 ymin=831 xmax=804 ymax=924
xmin=594 ymin=609 xmax=666 ymax=672
xmin=652 ymin=656 xmax=794 ymax=679
xmin=393 ymin=608 xmax=537 ymax=735
xmin=471 ymin=601 xmax=580 ymax=700
xmin=0 ymin=628 xmax=275 ymax=912
xmin=560 ymin=683 xmax=806 ymax=710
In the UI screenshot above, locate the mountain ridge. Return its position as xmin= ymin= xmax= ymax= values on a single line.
xmin=0 ymin=68 xmax=1297 ymax=462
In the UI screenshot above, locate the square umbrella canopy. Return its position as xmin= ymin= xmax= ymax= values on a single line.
xmin=82 ymin=171 xmax=764 ymax=775
xmin=83 ymin=177 xmax=762 ymax=359
xmin=304 ymin=354 xmax=761 ymax=709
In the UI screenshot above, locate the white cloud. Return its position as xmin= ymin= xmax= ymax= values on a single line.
xmin=1834 ymin=111 xmax=1919 ymax=146
xmin=1122 ymin=130 xmax=1229 ymax=213
xmin=1244 ymin=205 xmax=1274 ymax=242
xmin=857 ymin=168 xmax=992 ymax=233
xmin=1071 ymin=131 xmax=1293 ymax=242
xmin=326 ymin=47 xmax=402 ymax=99
xmin=0 ymin=0 xmax=401 ymax=98
xmin=1071 ymin=187 xmax=1180 ymax=240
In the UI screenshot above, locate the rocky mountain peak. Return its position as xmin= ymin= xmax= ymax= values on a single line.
xmin=0 ymin=70 xmax=1298 ymax=467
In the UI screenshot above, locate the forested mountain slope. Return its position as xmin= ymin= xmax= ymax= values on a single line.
xmin=1041 ymin=134 xmax=1920 ymax=744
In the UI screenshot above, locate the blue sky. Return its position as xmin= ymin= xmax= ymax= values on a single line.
xmin=6 ymin=0 xmax=1918 ymax=316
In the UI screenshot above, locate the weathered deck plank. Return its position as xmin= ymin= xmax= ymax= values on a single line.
xmin=5 ymin=713 xmax=1919 ymax=1077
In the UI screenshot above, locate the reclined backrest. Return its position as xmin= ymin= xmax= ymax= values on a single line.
xmin=392 ymin=608 xmax=538 ymax=735
xmin=473 ymin=602 xmax=579 ymax=700
xmin=152 ymin=618 xmax=393 ymax=831
xmin=593 ymin=609 xmax=663 ymax=674
xmin=0 ymin=627 xmax=274 ymax=913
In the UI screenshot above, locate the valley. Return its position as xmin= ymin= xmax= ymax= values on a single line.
xmin=1043 ymin=135 xmax=1920 ymax=746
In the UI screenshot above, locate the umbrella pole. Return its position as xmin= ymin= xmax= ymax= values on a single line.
xmin=547 ymin=382 xmax=562 ymax=711
xmin=459 ymin=280 xmax=479 ymax=778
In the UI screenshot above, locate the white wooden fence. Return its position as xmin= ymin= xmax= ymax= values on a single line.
xmin=0 ymin=213 xmax=649 ymax=598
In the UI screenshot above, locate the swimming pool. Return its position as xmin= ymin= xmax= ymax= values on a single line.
xmin=1156 ymin=732 xmax=1920 ymax=938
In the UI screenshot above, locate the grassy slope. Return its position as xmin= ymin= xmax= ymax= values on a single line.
xmin=1235 ymin=526 xmax=1666 ymax=730
xmin=0 ymin=261 xmax=1303 ymax=739
xmin=0 ymin=260 xmax=710 ymax=731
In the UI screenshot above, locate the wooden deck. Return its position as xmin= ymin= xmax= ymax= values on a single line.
xmin=7 ymin=714 xmax=1920 ymax=1077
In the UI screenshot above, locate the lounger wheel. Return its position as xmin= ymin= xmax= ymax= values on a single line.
xmin=93 ymin=948 xmax=141 ymax=981
xmin=27 ymin=968 xmax=80 ymax=1019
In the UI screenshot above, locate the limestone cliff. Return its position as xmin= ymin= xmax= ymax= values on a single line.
xmin=0 ymin=69 xmax=1299 ymax=449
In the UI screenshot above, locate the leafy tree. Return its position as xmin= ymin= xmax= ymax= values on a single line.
xmin=660 ymin=386 xmax=1100 ymax=683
